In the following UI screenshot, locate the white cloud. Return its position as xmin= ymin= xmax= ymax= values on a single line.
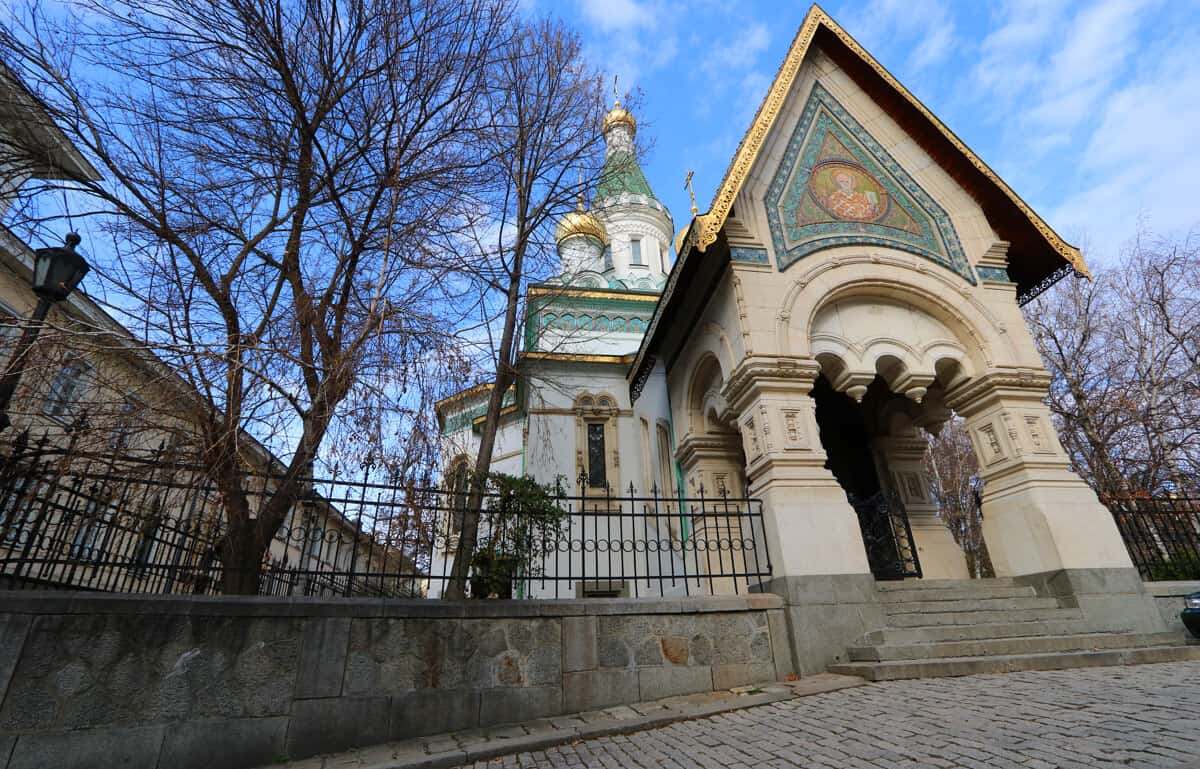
xmin=838 ymin=0 xmax=959 ymax=75
xmin=968 ymin=0 xmax=1196 ymax=257
xmin=574 ymin=0 xmax=681 ymax=95
xmin=578 ymin=0 xmax=655 ymax=31
xmin=1050 ymin=36 xmax=1200 ymax=252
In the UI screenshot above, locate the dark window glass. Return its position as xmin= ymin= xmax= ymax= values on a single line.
xmin=587 ymin=423 xmax=606 ymax=488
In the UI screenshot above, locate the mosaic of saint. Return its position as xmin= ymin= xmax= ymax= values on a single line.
xmin=765 ymin=84 xmax=971 ymax=283
xmin=796 ymin=133 xmax=922 ymax=236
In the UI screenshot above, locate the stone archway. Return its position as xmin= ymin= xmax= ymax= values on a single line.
xmin=808 ymin=294 xmax=974 ymax=579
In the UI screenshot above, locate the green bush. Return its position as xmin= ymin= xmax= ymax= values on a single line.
xmin=468 ymin=472 xmax=567 ymax=599
xmin=1147 ymin=554 xmax=1200 ymax=581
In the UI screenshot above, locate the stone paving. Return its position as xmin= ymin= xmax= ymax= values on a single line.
xmin=454 ymin=662 xmax=1200 ymax=769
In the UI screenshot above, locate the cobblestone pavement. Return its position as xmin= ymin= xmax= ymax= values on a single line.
xmin=456 ymin=662 xmax=1200 ymax=769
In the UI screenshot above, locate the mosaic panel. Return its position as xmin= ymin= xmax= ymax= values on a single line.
xmin=765 ymin=83 xmax=972 ymax=284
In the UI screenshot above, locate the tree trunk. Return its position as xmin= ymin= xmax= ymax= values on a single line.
xmin=444 ymin=221 xmax=527 ymax=599
xmin=219 ymin=521 xmax=269 ymax=595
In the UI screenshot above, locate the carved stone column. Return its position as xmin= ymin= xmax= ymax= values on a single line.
xmin=724 ymin=355 xmax=881 ymax=673
xmin=946 ymin=370 xmax=1162 ymax=630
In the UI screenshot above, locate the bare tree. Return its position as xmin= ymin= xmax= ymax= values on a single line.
xmin=442 ymin=18 xmax=606 ymax=598
xmin=924 ymin=419 xmax=992 ymax=578
xmin=2 ymin=0 xmax=508 ymax=592
xmin=1026 ymin=230 xmax=1200 ymax=501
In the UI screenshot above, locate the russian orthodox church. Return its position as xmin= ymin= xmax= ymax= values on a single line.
xmin=435 ymin=6 xmax=1152 ymax=667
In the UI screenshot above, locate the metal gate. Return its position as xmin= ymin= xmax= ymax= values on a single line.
xmin=848 ymin=490 xmax=922 ymax=580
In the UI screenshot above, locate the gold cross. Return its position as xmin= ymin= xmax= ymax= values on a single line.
xmin=684 ymin=169 xmax=697 ymax=215
xmin=612 ymin=75 xmax=620 ymax=107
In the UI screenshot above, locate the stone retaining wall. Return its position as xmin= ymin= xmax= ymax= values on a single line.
xmin=1145 ymin=580 xmax=1200 ymax=635
xmin=0 ymin=592 xmax=790 ymax=769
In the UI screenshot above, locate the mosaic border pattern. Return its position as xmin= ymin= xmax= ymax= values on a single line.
xmin=730 ymin=247 xmax=771 ymax=264
xmin=765 ymin=83 xmax=972 ymax=284
xmin=975 ymin=266 xmax=1011 ymax=283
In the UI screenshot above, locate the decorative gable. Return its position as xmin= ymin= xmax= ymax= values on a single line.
xmin=765 ymin=83 xmax=972 ymax=283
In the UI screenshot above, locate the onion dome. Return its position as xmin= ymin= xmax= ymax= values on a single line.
xmin=602 ymin=103 xmax=637 ymax=135
xmin=555 ymin=209 xmax=607 ymax=246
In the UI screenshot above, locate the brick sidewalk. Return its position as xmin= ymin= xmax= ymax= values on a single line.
xmin=454 ymin=662 xmax=1200 ymax=769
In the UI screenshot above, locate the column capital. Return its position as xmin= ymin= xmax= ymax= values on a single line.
xmin=944 ymin=367 xmax=1052 ymax=415
xmin=724 ymin=355 xmax=821 ymax=412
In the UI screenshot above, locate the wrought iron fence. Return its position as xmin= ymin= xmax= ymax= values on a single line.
xmin=1109 ymin=496 xmax=1200 ymax=580
xmin=0 ymin=432 xmax=771 ymax=598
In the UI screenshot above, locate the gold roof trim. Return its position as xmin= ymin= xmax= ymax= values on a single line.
xmin=434 ymin=382 xmax=493 ymax=414
xmin=686 ymin=3 xmax=1089 ymax=279
xmin=527 ymin=286 xmax=660 ymax=302
xmin=521 ymin=351 xmax=635 ymax=364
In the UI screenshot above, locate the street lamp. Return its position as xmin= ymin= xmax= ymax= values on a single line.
xmin=0 ymin=233 xmax=90 ymax=433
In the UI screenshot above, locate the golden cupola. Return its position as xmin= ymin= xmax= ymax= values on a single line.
xmin=602 ymin=97 xmax=637 ymax=135
xmin=554 ymin=207 xmax=607 ymax=246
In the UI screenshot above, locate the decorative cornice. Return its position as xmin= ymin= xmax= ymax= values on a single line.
xmin=723 ymin=355 xmax=822 ymax=412
xmin=686 ymin=4 xmax=1089 ymax=281
xmin=675 ymin=432 xmax=744 ymax=469
xmin=943 ymin=368 xmax=1053 ymax=412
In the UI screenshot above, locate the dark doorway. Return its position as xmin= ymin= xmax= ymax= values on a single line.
xmin=811 ymin=375 xmax=910 ymax=580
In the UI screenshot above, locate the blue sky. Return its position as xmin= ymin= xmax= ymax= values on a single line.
xmin=533 ymin=0 xmax=1200 ymax=264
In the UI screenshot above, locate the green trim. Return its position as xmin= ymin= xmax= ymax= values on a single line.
xmin=596 ymin=150 xmax=657 ymax=201
xmin=441 ymin=388 xmax=518 ymax=434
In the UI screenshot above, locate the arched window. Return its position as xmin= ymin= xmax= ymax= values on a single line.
xmin=574 ymin=394 xmax=620 ymax=494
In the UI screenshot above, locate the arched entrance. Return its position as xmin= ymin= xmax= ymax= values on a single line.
xmin=809 ymin=294 xmax=974 ymax=580
xmin=675 ymin=354 xmax=751 ymax=593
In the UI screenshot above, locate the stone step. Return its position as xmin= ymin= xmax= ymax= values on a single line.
xmin=876 ymin=577 xmax=1021 ymax=590
xmin=885 ymin=606 xmax=1083 ymax=628
xmin=884 ymin=596 xmax=1061 ymax=615
xmin=829 ymin=643 xmax=1200 ymax=681
xmin=846 ymin=631 xmax=1187 ymax=662
xmin=878 ymin=585 xmax=1038 ymax=603
xmin=859 ymin=618 xmax=1136 ymax=645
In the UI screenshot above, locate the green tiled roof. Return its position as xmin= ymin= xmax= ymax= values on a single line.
xmin=595 ymin=150 xmax=656 ymax=201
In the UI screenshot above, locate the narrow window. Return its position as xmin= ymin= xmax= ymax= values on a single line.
xmin=656 ymin=425 xmax=674 ymax=496
xmin=43 ymin=359 xmax=91 ymax=419
xmin=630 ymin=237 xmax=642 ymax=266
xmin=659 ymin=241 xmax=668 ymax=273
xmin=587 ymin=423 xmax=606 ymax=488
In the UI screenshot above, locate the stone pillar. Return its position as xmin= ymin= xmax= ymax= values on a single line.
xmin=947 ymin=371 xmax=1164 ymax=631
xmin=724 ymin=355 xmax=881 ymax=674
xmin=872 ymin=433 xmax=969 ymax=580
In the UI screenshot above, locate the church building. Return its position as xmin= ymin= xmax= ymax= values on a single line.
xmin=436 ymin=5 xmax=1176 ymax=673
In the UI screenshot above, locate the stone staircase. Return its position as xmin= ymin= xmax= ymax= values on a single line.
xmin=828 ymin=578 xmax=1200 ymax=681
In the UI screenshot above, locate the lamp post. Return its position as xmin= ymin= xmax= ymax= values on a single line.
xmin=0 ymin=233 xmax=90 ymax=434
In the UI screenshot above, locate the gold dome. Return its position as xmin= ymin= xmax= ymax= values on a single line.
xmin=674 ymin=225 xmax=690 ymax=256
xmin=602 ymin=104 xmax=637 ymax=134
xmin=555 ymin=209 xmax=607 ymax=245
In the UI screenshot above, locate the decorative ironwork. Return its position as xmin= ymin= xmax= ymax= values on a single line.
xmin=0 ymin=432 xmax=771 ymax=599
xmin=1109 ymin=496 xmax=1200 ymax=580
xmin=848 ymin=489 xmax=921 ymax=580
xmin=1017 ymin=262 xmax=1076 ymax=306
